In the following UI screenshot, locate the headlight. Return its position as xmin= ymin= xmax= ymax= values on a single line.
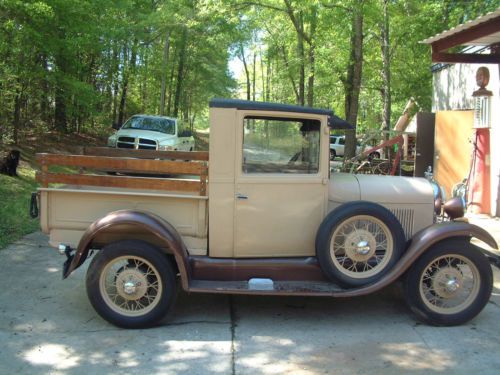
xmin=443 ymin=196 xmax=465 ymax=220
xmin=107 ymin=136 xmax=117 ymax=147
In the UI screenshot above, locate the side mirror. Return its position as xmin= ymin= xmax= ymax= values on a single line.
xmin=112 ymin=123 xmax=121 ymax=130
xmin=179 ymin=130 xmax=192 ymax=137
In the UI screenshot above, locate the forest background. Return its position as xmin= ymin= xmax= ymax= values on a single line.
xmin=1 ymin=0 xmax=498 ymax=147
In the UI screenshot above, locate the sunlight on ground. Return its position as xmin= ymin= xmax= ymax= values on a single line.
xmin=251 ymin=335 xmax=295 ymax=347
xmin=157 ymin=340 xmax=230 ymax=372
xmin=23 ymin=344 xmax=80 ymax=370
xmin=239 ymin=352 xmax=316 ymax=375
xmin=381 ymin=343 xmax=453 ymax=371
xmin=238 ymin=336 xmax=316 ymax=375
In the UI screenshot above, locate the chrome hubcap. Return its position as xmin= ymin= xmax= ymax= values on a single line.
xmin=356 ymin=240 xmax=371 ymax=255
xmin=432 ymin=267 xmax=463 ymax=299
xmin=344 ymin=229 xmax=377 ymax=262
xmin=123 ymin=281 xmax=137 ymax=295
xmin=115 ymin=269 xmax=148 ymax=300
xmin=446 ymin=278 xmax=460 ymax=293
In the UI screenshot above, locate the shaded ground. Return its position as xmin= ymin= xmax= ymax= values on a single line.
xmin=1 ymin=229 xmax=499 ymax=374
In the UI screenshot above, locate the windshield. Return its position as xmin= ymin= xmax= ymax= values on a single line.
xmin=122 ymin=116 xmax=175 ymax=135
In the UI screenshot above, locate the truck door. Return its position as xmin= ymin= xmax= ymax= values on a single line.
xmin=234 ymin=112 xmax=328 ymax=257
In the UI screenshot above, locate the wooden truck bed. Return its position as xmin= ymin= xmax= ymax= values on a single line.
xmin=36 ymin=147 xmax=209 ymax=255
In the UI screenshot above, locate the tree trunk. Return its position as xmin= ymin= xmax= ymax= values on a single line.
xmin=13 ymin=89 xmax=21 ymax=145
xmin=160 ymin=30 xmax=171 ymax=115
xmin=252 ymin=52 xmax=256 ymax=101
xmin=239 ymin=43 xmax=251 ymax=101
xmin=381 ymin=0 xmax=391 ymax=132
xmin=344 ymin=2 xmax=364 ymax=159
xmin=297 ymin=12 xmax=305 ymax=106
xmin=280 ymin=45 xmax=299 ymax=103
xmin=260 ymin=48 xmax=266 ymax=101
xmin=54 ymin=53 xmax=68 ymax=133
xmin=307 ymin=7 xmax=317 ymax=107
xmin=173 ymin=28 xmax=188 ymax=118
xmin=118 ymin=41 xmax=138 ymax=126
xmin=40 ymin=54 xmax=50 ymax=124
xmin=112 ymin=45 xmax=119 ymax=123
xmin=54 ymin=86 xmax=67 ymax=133
xmin=167 ymin=58 xmax=176 ymax=116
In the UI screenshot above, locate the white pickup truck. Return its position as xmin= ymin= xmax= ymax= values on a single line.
xmin=34 ymin=99 xmax=497 ymax=329
xmin=107 ymin=114 xmax=195 ymax=151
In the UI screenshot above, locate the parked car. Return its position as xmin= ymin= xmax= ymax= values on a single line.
xmin=330 ymin=135 xmax=380 ymax=160
xmin=107 ymin=115 xmax=195 ymax=151
xmin=33 ymin=99 xmax=498 ymax=329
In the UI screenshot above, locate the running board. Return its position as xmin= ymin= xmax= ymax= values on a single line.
xmin=188 ymin=279 xmax=346 ymax=297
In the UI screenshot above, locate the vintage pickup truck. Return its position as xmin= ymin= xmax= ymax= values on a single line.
xmin=34 ymin=99 xmax=498 ymax=328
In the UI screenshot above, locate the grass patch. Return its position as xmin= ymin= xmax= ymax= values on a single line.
xmin=0 ymin=165 xmax=39 ymax=249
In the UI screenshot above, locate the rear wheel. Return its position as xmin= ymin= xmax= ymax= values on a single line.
xmin=86 ymin=240 xmax=177 ymax=328
xmin=404 ymin=239 xmax=493 ymax=326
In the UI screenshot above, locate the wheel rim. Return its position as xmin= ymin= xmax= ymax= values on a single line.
xmin=329 ymin=215 xmax=394 ymax=279
xmin=99 ymin=256 xmax=163 ymax=317
xmin=419 ymin=254 xmax=480 ymax=315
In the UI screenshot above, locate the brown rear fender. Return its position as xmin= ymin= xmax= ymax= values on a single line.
xmin=63 ymin=210 xmax=191 ymax=289
xmin=340 ymin=221 xmax=498 ymax=297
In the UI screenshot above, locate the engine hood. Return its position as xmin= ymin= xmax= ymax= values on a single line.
xmin=329 ymin=173 xmax=434 ymax=205
xmin=116 ymin=129 xmax=176 ymax=143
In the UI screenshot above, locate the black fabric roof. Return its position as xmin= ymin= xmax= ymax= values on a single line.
xmin=209 ymin=98 xmax=353 ymax=129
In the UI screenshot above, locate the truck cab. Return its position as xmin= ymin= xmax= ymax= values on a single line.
xmin=208 ymin=99 xmax=332 ymax=258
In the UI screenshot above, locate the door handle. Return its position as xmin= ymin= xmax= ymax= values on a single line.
xmin=236 ymin=193 xmax=248 ymax=200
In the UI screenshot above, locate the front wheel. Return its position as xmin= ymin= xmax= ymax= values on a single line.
xmin=404 ymin=239 xmax=493 ymax=326
xmin=316 ymin=202 xmax=405 ymax=288
xmin=86 ymin=240 xmax=178 ymax=328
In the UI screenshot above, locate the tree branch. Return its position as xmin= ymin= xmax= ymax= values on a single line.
xmin=283 ymin=0 xmax=312 ymax=45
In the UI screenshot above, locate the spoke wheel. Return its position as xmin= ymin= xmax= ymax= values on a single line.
xmin=100 ymin=256 xmax=163 ymax=317
xmin=86 ymin=240 xmax=177 ymax=328
xmin=316 ymin=202 xmax=405 ymax=288
xmin=330 ymin=215 xmax=394 ymax=279
xmin=404 ymin=239 xmax=492 ymax=326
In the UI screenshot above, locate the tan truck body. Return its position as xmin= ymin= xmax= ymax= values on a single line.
xmin=34 ymin=99 xmax=498 ymax=328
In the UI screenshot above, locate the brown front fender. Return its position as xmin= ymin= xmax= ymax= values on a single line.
xmin=64 ymin=210 xmax=191 ymax=290
xmin=340 ymin=221 xmax=498 ymax=297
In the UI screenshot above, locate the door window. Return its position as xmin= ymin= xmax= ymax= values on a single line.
xmin=242 ymin=117 xmax=320 ymax=174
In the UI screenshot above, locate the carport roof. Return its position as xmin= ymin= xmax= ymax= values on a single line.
xmin=422 ymin=8 xmax=500 ymax=64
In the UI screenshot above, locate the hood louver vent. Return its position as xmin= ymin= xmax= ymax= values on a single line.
xmin=390 ymin=208 xmax=414 ymax=240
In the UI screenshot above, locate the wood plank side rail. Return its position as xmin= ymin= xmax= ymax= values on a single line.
xmin=36 ymin=152 xmax=209 ymax=196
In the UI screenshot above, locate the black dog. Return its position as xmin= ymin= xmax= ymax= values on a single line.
xmin=0 ymin=150 xmax=21 ymax=176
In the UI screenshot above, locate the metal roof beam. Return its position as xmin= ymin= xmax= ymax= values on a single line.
xmin=432 ymin=17 xmax=500 ymax=52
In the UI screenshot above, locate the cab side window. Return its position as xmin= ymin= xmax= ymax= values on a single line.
xmin=242 ymin=116 xmax=320 ymax=174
